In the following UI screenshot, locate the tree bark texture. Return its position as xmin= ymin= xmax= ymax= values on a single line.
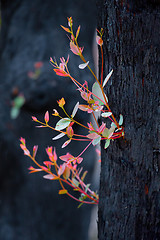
xmin=0 ymin=1 xmax=96 ymax=240
xmin=97 ymin=0 xmax=160 ymax=239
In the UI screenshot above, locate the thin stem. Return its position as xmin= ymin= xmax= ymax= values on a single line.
xmin=77 ymin=141 xmax=93 ymax=158
xmin=100 ymin=45 xmax=103 ymax=85
xmin=91 ymin=110 xmax=100 ymax=128
xmin=62 ymin=107 xmax=90 ymax=130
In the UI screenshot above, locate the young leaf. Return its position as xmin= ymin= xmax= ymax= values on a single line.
xmin=57 ymin=97 xmax=65 ymax=107
xmin=72 ymin=178 xmax=79 ymax=187
xmin=92 ymin=136 xmax=101 ymax=146
xmin=62 ymin=139 xmax=71 ymax=148
xmin=61 ymin=25 xmax=71 ymax=33
xmin=70 ymin=42 xmax=80 ymax=55
xmin=101 ymin=112 xmax=112 ymax=118
xmin=108 ymin=125 xmax=116 ymax=139
xmin=32 ymin=116 xmax=38 ymax=121
xmin=28 ymin=166 xmax=42 ymax=174
xmin=119 ymin=114 xmax=123 ymax=126
xmin=66 ymin=126 xmax=74 ymax=138
xmin=44 ymin=111 xmax=49 ymax=123
xmin=71 ymin=102 xmax=79 ymax=118
xmin=52 ymin=132 xmax=65 ymax=140
xmin=87 ymin=132 xmax=99 ymax=139
xmin=59 ymin=189 xmax=68 ymax=195
xmin=102 ymin=128 xmax=109 ymax=138
xmin=43 ymin=174 xmax=58 ymax=180
xmin=58 ymin=164 xmax=66 ymax=176
xmin=63 ymin=167 xmax=70 ymax=180
xmin=96 ymin=36 xmax=103 ymax=46
xmin=76 ymin=156 xmax=83 ymax=164
xmin=78 ymin=61 xmax=89 ymax=69
xmin=81 ymin=171 xmax=88 ymax=182
xmin=78 ymin=104 xmax=90 ymax=112
xmin=104 ymin=139 xmax=110 ymax=149
xmin=111 ymin=122 xmax=117 ymax=128
xmin=85 ymin=184 xmax=91 ymax=193
xmin=76 ymin=25 xmax=81 ymax=39
xmin=102 ymin=70 xmax=113 ymax=88
xmin=14 ymin=95 xmax=25 ymax=108
xmin=33 ymin=145 xmax=38 ymax=158
xmin=54 ymin=69 xmax=69 ymax=77
xmin=92 ymin=82 xmax=108 ymax=105
xmin=55 ymin=118 xmax=71 ymax=130
xmin=10 ymin=107 xmax=20 ymax=119
xmin=59 ymin=152 xmax=74 ymax=162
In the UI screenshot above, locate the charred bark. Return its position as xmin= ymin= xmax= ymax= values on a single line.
xmin=97 ymin=1 xmax=160 ymax=239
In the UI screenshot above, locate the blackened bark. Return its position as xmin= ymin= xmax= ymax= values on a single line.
xmin=97 ymin=0 xmax=160 ymax=239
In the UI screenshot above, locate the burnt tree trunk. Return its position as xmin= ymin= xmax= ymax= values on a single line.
xmin=97 ymin=1 xmax=160 ymax=239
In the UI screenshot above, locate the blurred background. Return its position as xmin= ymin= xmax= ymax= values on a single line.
xmin=0 ymin=0 xmax=98 ymax=239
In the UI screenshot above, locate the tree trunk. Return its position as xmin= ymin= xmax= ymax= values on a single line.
xmin=97 ymin=1 xmax=160 ymax=239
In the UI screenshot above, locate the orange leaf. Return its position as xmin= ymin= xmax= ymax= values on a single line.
xmin=59 ymin=189 xmax=68 ymax=195
xmin=61 ymin=25 xmax=71 ymax=33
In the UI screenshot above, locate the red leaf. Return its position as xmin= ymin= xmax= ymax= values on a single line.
xmin=33 ymin=145 xmax=38 ymax=158
xmin=59 ymin=153 xmax=74 ymax=162
xmin=54 ymin=69 xmax=69 ymax=77
xmin=58 ymin=164 xmax=66 ymax=176
xmin=28 ymin=166 xmax=43 ymax=174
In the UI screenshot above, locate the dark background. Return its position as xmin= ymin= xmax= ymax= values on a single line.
xmin=0 ymin=0 xmax=97 ymax=239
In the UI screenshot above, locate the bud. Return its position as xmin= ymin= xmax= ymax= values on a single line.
xmin=96 ymin=36 xmax=103 ymax=46
xmin=44 ymin=111 xmax=49 ymax=123
xmin=32 ymin=116 xmax=38 ymax=121
xmin=57 ymin=98 xmax=65 ymax=108
xmin=52 ymin=109 xmax=59 ymax=116
xmin=67 ymin=17 xmax=73 ymax=27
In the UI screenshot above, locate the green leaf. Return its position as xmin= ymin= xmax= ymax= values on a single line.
xmin=119 ymin=114 xmax=123 ymax=126
xmin=71 ymin=102 xmax=79 ymax=118
xmin=14 ymin=96 xmax=25 ymax=108
xmin=103 ymin=69 xmax=113 ymax=88
xmin=81 ymin=171 xmax=88 ymax=182
xmin=92 ymin=82 xmax=108 ymax=105
xmin=10 ymin=107 xmax=20 ymax=119
xmin=102 ymin=128 xmax=109 ymax=138
xmin=78 ymin=193 xmax=87 ymax=201
xmin=85 ymin=184 xmax=91 ymax=193
xmin=72 ymin=178 xmax=79 ymax=187
xmin=104 ymin=139 xmax=110 ymax=149
xmin=78 ymin=194 xmax=88 ymax=208
xmin=79 ymin=61 xmax=89 ymax=69
xmin=92 ymin=136 xmax=101 ymax=146
xmin=55 ymin=118 xmax=71 ymax=130
xmin=52 ymin=132 xmax=65 ymax=140
xmin=111 ymin=122 xmax=117 ymax=128
xmin=101 ymin=112 xmax=112 ymax=118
